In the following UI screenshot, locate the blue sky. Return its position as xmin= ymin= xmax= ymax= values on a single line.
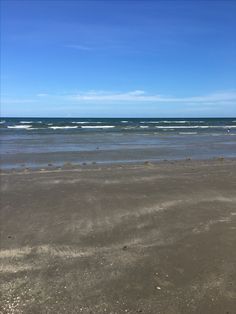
xmin=1 ymin=0 xmax=236 ymax=117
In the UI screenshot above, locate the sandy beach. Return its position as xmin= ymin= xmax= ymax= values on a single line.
xmin=1 ymin=159 xmax=236 ymax=313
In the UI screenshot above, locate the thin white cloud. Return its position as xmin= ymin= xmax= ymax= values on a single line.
xmin=65 ymin=44 xmax=92 ymax=51
xmin=37 ymin=93 xmax=48 ymax=97
xmin=69 ymin=90 xmax=236 ymax=104
xmin=2 ymin=90 xmax=236 ymax=108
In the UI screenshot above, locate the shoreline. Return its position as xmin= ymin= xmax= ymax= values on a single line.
xmin=1 ymin=158 xmax=236 ymax=313
xmin=0 ymin=155 xmax=235 ymax=173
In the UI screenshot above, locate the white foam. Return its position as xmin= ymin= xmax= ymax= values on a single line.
xmin=0 ymin=120 xmax=6 ymax=124
xmin=163 ymin=120 xmax=188 ymax=123
xmin=163 ymin=128 xmax=175 ymax=131
xmin=8 ymin=125 xmax=32 ymax=129
xmin=155 ymin=126 xmax=194 ymax=129
xmin=155 ymin=125 xmax=236 ymax=129
xmin=179 ymin=132 xmax=198 ymax=135
xmin=81 ymin=125 xmax=115 ymax=129
xmin=140 ymin=121 xmax=160 ymax=124
xmin=148 ymin=120 xmax=204 ymax=124
xmin=72 ymin=121 xmax=103 ymax=124
xmin=72 ymin=121 xmax=89 ymax=124
xmin=121 ymin=120 xmax=128 ymax=123
xmin=140 ymin=126 xmax=149 ymax=128
xmin=20 ymin=121 xmax=33 ymax=124
xmin=49 ymin=126 xmax=78 ymax=129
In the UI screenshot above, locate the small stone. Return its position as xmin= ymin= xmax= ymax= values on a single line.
xmin=122 ymin=245 xmax=128 ymax=250
xmin=156 ymin=286 xmax=161 ymax=290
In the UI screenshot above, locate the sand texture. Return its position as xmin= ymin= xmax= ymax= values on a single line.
xmin=0 ymin=159 xmax=236 ymax=313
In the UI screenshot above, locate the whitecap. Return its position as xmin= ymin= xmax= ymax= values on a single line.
xmin=163 ymin=120 xmax=187 ymax=123
xmin=163 ymin=128 xmax=175 ymax=131
xmin=72 ymin=121 xmax=89 ymax=124
xmin=81 ymin=125 xmax=115 ymax=129
xmin=140 ymin=121 xmax=160 ymax=124
xmin=49 ymin=126 xmax=78 ymax=129
xmin=154 ymin=125 xmax=236 ymax=129
xmin=8 ymin=125 xmax=32 ymax=129
xmin=72 ymin=121 xmax=103 ymax=124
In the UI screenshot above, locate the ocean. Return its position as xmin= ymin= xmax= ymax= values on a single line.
xmin=1 ymin=117 xmax=236 ymax=168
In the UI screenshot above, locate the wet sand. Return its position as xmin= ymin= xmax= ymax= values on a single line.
xmin=0 ymin=159 xmax=236 ymax=313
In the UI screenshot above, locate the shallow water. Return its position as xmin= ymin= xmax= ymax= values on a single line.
xmin=1 ymin=118 xmax=236 ymax=168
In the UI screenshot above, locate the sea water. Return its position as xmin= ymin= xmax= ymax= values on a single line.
xmin=0 ymin=118 xmax=236 ymax=168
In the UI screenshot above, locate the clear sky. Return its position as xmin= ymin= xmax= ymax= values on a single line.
xmin=1 ymin=0 xmax=236 ymax=117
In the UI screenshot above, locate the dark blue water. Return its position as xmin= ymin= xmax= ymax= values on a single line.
xmin=1 ymin=118 xmax=236 ymax=168
xmin=1 ymin=117 xmax=236 ymax=132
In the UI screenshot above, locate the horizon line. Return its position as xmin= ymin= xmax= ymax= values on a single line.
xmin=2 ymin=116 xmax=236 ymax=119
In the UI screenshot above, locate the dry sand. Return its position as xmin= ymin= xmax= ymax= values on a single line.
xmin=0 ymin=159 xmax=236 ymax=313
